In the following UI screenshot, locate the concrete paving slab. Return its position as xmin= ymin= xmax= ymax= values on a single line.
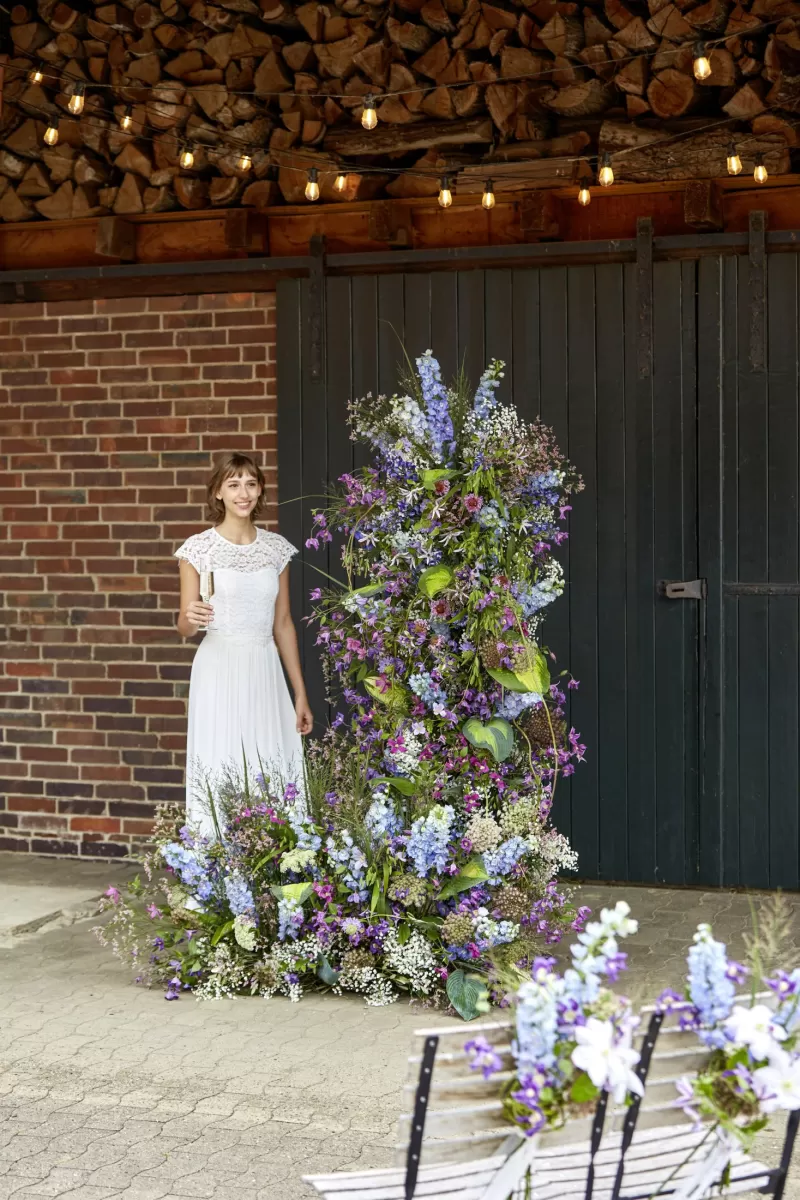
xmin=0 ymin=854 xmax=138 ymax=946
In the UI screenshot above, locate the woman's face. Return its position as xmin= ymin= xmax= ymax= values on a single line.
xmin=216 ymin=471 xmax=262 ymax=519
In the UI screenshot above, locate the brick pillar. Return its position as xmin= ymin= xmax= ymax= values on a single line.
xmin=0 ymin=291 xmax=277 ymax=857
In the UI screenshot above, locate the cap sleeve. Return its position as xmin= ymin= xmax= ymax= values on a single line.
xmin=175 ymin=533 xmax=207 ymax=572
xmin=271 ymin=532 xmax=298 ymax=574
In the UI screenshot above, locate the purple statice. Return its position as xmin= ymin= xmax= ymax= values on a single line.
xmin=416 ymin=351 xmax=454 ymax=463
xmin=465 ymin=1035 xmax=504 ymax=1079
xmin=406 ymin=805 xmax=454 ymax=878
xmin=224 ymin=873 xmax=255 ymax=917
xmin=483 ymin=836 xmax=530 ymax=884
xmin=685 ymin=924 xmax=737 ymax=1048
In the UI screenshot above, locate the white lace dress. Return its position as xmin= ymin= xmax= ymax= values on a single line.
xmin=175 ymin=527 xmax=303 ymax=837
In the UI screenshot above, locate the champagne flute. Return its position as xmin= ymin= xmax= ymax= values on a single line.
xmin=199 ymin=558 xmax=214 ymax=631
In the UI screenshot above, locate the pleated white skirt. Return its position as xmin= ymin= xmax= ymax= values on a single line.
xmin=185 ymin=632 xmax=303 ymax=837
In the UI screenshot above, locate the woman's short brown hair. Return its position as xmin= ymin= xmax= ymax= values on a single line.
xmin=206 ymin=452 xmax=267 ymax=525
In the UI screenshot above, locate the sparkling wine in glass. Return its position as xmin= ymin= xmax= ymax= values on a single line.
xmin=199 ymin=559 xmax=214 ymax=629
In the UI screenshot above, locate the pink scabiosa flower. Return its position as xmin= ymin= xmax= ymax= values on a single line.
xmin=434 ymin=479 xmax=450 ymax=495
xmin=431 ymin=598 xmax=450 ymax=619
xmin=463 ymin=493 xmax=483 ymax=514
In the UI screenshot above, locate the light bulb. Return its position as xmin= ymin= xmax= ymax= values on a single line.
xmin=238 ymin=152 xmax=252 ymax=171
xmin=179 ymin=145 xmax=194 ymax=169
xmin=120 ymin=107 xmax=133 ymax=131
xmin=67 ymin=81 xmax=85 ymax=115
xmin=693 ymin=41 xmax=711 ymax=81
xmin=482 ymin=179 xmax=495 ymax=210
xmin=754 ymin=153 xmax=768 ymax=184
xmin=578 ymin=185 xmax=591 ymax=207
xmin=334 ymin=172 xmax=347 ymax=192
xmin=305 ymin=168 xmax=319 ymax=201
xmin=361 ymin=95 xmax=378 ymax=130
xmin=438 ymin=176 xmax=452 ymax=208
xmin=598 ymin=152 xmax=614 ymax=188
xmin=43 ymin=122 xmax=59 ymax=146
xmin=29 ymin=64 xmax=44 ymax=84
xmin=726 ymin=141 xmax=742 ymax=175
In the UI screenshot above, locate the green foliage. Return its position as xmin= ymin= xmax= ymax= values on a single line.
xmin=446 ymin=969 xmax=491 ymax=1021
xmin=417 ymin=564 xmax=455 ymax=598
xmin=462 ymin=717 xmax=515 ymax=762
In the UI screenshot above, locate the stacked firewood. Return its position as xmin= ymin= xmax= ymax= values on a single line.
xmin=0 ymin=0 xmax=797 ymax=220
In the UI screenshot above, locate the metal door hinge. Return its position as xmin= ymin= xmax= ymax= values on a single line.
xmin=660 ymin=579 xmax=707 ymax=600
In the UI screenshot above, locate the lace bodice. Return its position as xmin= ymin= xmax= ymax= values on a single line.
xmin=175 ymin=527 xmax=298 ymax=638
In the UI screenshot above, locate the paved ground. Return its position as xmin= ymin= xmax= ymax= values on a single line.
xmin=1 ymin=855 xmax=798 ymax=1200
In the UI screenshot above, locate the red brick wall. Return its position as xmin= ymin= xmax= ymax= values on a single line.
xmin=0 ymin=291 xmax=277 ymax=858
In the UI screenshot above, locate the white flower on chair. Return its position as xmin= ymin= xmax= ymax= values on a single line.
xmin=752 ymin=1050 xmax=800 ymax=1113
xmin=724 ymin=1004 xmax=787 ymax=1063
xmin=571 ymin=1018 xmax=644 ymax=1104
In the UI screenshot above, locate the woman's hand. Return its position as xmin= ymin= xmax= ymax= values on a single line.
xmin=184 ymin=600 xmax=214 ymax=631
xmin=295 ymin=698 xmax=313 ymax=735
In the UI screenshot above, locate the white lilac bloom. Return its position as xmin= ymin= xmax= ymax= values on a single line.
xmin=752 ymin=1051 xmax=800 ymax=1112
xmin=571 ymin=1018 xmax=643 ymax=1104
xmin=724 ymin=1004 xmax=787 ymax=1063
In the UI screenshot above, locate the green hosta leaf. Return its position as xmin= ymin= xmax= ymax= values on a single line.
xmin=316 ymin=954 xmax=341 ymax=986
xmin=211 ymin=919 xmax=234 ymax=946
xmin=570 ymin=1074 xmax=600 ymax=1104
xmin=437 ymin=856 xmax=489 ymax=901
xmin=370 ymin=774 xmax=416 ymax=795
xmin=364 ymin=677 xmax=406 ymax=707
xmin=446 ymin=970 xmax=491 ymax=1021
xmin=420 ymin=469 xmax=455 ymax=489
xmin=418 ymin=564 xmax=454 ymax=598
xmin=513 ymin=649 xmax=550 ymax=696
xmin=485 ymin=665 xmax=529 ymax=693
xmin=462 ymin=717 xmax=515 ymax=762
xmin=351 ymin=582 xmax=385 ymax=596
xmin=270 ymin=882 xmax=313 ymax=905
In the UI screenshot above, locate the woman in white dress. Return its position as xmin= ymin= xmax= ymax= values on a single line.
xmin=175 ymin=452 xmax=313 ymax=837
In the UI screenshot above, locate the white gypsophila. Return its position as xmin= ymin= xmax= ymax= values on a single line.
xmin=383 ymin=928 xmax=440 ymax=996
xmin=466 ymin=402 xmax=522 ymax=450
xmin=257 ymin=934 xmax=328 ymax=1003
xmin=336 ymin=965 xmax=397 ymax=1007
xmin=539 ymin=829 xmax=579 ymax=873
xmin=194 ymin=942 xmax=253 ymax=1000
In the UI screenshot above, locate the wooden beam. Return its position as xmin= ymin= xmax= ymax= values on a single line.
xmin=95 ymin=216 xmax=136 ymax=260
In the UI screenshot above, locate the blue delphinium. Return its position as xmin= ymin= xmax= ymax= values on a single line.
xmin=472 ymin=361 xmax=503 ymax=422
xmin=495 ymin=691 xmax=543 ymax=721
xmin=416 ymin=351 xmax=454 ymax=463
xmin=277 ymin=897 xmax=304 ymax=941
xmin=686 ymin=924 xmax=738 ymax=1047
xmin=483 ymin=836 xmax=530 ymax=883
xmin=224 ymin=872 xmax=255 ymax=917
xmin=326 ymin=831 xmax=369 ymax=902
xmin=365 ymin=792 xmax=402 ymax=842
xmin=407 ymin=805 xmax=454 ymax=877
xmin=515 ymin=958 xmax=560 ymax=1073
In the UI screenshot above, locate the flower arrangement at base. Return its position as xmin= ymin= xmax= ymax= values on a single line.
xmin=97 ymin=351 xmax=588 ymax=1015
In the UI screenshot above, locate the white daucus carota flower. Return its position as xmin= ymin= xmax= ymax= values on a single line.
xmin=279 ymin=847 xmax=317 ymax=874
xmin=571 ymin=1018 xmax=643 ymax=1103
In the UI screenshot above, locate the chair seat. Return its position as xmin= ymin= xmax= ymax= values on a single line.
xmin=303 ymin=1122 xmax=773 ymax=1200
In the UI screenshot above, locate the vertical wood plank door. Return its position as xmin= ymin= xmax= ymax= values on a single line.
xmin=277 ymin=258 xmax=800 ymax=888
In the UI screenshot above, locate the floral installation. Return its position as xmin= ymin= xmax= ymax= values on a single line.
xmin=96 ymin=352 xmax=587 ymax=1016
xmin=464 ymin=901 xmax=644 ymax=1134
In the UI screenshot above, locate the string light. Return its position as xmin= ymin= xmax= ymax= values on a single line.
xmin=67 ymin=81 xmax=85 ymax=115
xmin=179 ymin=144 xmax=194 ymax=169
xmin=361 ymin=95 xmax=378 ymax=130
xmin=120 ymin=107 xmax=133 ymax=131
xmin=334 ymin=172 xmax=347 ymax=192
xmin=754 ymin=152 xmax=768 ymax=183
xmin=482 ymin=179 xmax=495 ymax=210
xmin=237 ymin=151 xmax=252 ymax=171
xmin=598 ymin=152 xmax=614 ymax=188
xmin=726 ymin=141 xmax=742 ymax=176
xmin=578 ymin=184 xmax=591 ymax=206
xmin=305 ymin=167 xmax=320 ymax=201
xmin=43 ymin=122 xmax=59 ymax=146
xmin=29 ymin=63 xmax=44 ymax=84
xmin=438 ymin=175 xmax=452 ymax=208
xmin=693 ymin=41 xmax=712 ymax=81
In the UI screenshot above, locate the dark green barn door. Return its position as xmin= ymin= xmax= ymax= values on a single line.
xmin=277 ymin=263 xmax=704 ymax=886
xmin=697 ymin=254 xmax=800 ymax=890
